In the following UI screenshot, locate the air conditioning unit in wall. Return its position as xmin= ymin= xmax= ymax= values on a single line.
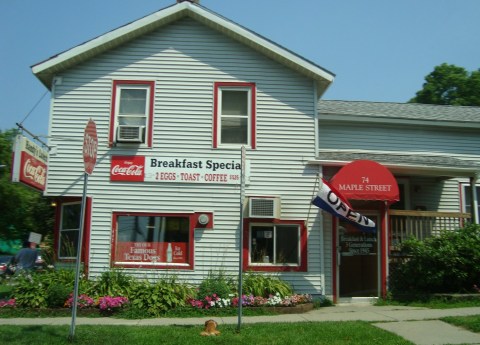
xmin=116 ymin=125 xmax=145 ymax=143
xmin=248 ymin=197 xmax=281 ymax=218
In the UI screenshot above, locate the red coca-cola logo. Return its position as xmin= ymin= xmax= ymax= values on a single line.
xmin=23 ymin=159 xmax=47 ymax=185
xmin=110 ymin=156 xmax=145 ymax=182
xmin=111 ymin=165 xmax=144 ymax=176
xmin=20 ymin=154 xmax=47 ymax=191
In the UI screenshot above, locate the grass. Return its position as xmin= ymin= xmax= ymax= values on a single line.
xmin=375 ymin=295 xmax=480 ymax=309
xmin=442 ymin=315 xmax=480 ymax=333
xmin=0 ymin=322 xmax=415 ymax=345
xmin=0 ymin=305 xmax=280 ymax=319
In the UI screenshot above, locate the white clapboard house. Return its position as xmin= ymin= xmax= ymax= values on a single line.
xmin=32 ymin=0 xmax=480 ymax=302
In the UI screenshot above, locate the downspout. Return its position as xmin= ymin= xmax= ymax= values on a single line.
xmin=470 ymin=174 xmax=478 ymax=224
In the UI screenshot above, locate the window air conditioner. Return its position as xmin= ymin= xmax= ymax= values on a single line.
xmin=248 ymin=197 xmax=281 ymax=218
xmin=116 ymin=125 xmax=145 ymax=143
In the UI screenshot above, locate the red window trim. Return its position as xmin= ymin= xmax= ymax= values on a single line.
xmin=111 ymin=211 xmax=195 ymax=270
xmin=53 ymin=197 xmax=92 ymax=275
xmin=243 ymin=218 xmax=307 ymax=272
xmin=213 ymin=82 xmax=256 ymax=149
xmin=109 ymin=80 xmax=155 ymax=148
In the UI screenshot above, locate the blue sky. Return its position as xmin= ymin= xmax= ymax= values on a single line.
xmin=1 ymin=0 xmax=479 ymax=139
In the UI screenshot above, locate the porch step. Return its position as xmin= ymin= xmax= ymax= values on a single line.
xmin=337 ymin=297 xmax=378 ymax=305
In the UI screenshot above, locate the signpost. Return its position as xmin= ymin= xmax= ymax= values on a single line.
xmin=237 ymin=146 xmax=246 ymax=332
xmin=69 ymin=119 xmax=97 ymax=341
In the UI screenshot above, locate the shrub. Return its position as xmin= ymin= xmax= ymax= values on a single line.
xmin=46 ymin=284 xmax=71 ymax=308
xmin=197 ymin=270 xmax=236 ymax=299
xmin=128 ymin=276 xmax=194 ymax=317
xmin=88 ymin=269 xmax=135 ymax=297
xmin=11 ymin=269 xmax=78 ymax=308
xmin=389 ymin=223 xmax=480 ymax=295
xmin=243 ymin=272 xmax=293 ymax=298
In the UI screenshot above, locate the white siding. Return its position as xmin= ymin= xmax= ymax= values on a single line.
xmin=318 ymin=123 xmax=480 ymax=158
xmin=47 ymin=18 xmax=324 ymax=294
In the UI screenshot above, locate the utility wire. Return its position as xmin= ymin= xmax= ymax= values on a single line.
xmin=19 ymin=90 xmax=49 ymax=126
xmin=16 ymin=90 xmax=51 ymax=149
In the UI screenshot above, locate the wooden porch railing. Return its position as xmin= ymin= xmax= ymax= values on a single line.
xmin=388 ymin=210 xmax=471 ymax=243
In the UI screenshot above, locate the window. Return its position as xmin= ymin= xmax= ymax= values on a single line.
xmin=59 ymin=202 xmax=81 ymax=259
xmin=462 ymin=184 xmax=480 ymax=219
xmin=112 ymin=212 xmax=194 ymax=269
xmin=109 ymin=80 xmax=154 ymax=147
xmin=213 ymin=82 xmax=256 ymax=149
xmin=243 ymin=219 xmax=307 ymax=272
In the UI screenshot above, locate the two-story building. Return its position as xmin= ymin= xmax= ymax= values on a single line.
xmin=32 ymin=1 xmax=480 ymax=302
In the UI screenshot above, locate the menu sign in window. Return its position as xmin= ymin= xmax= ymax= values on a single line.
xmin=340 ymin=232 xmax=377 ymax=256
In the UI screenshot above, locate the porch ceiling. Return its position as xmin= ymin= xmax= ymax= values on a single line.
xmin=310 ymin=151 xmax=480 ymax=178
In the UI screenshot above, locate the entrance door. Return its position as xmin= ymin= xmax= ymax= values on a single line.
xmin=338 ymin=215 xmax=379 ymax=297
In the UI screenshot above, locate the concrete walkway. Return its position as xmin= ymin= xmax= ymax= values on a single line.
xmin=1 ymin=304 xmax=480 ymax=344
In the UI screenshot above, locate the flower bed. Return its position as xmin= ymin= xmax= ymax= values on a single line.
xmin=188 ymin=293 xmax=313 ymax=312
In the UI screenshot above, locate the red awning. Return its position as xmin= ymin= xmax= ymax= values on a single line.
xmin=330 ymin=160 xmax=399 ymax=203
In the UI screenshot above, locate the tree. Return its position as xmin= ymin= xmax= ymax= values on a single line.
xmin=0 ymin=129 xmax=54 ymax=242
xmin=409 ymin=63 xmax=480 ymax=106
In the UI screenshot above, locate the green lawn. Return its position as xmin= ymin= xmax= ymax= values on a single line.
xmin=0 ymin=322 xmax=414 ymax=345
xmin=442 ymin=315 xmax=480 ymax=333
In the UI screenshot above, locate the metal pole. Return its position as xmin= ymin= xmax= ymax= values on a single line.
xmin=237 ymin=146 xmax=246 ymax=332
xmin=69 ymin=172 xmax=88 ymax=341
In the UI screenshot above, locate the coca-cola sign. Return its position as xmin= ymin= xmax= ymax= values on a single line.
xmin=110 ymin=155 xmax=250 ymax=184
xmin=11 ymin=135 xmax=48 ymax=192
xmin=110 ymin=156 xmax=145 ymax=182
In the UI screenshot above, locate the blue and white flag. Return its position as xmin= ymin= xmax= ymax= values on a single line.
xmin=312 ymin=178 xmax=376 ymax=233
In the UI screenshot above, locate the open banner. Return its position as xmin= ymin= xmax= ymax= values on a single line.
xmin=312 ymin=177 xmax=376 ymax=233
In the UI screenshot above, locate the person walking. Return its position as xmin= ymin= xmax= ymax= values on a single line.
xmin=15 ymin=240 xmax=37 ymax=272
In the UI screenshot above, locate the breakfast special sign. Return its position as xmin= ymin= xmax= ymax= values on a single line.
xmin=110 ymin=156 xmax=249 ymax=184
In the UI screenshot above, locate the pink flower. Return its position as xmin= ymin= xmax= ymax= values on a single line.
xmin=0 ymin=299 xmax=16 ymax=308
xmin=97 ymin=296 xmax=128 ymax=311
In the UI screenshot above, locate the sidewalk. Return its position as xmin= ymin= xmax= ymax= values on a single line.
xmin=1 ymin=304 xmax=480 ymax=344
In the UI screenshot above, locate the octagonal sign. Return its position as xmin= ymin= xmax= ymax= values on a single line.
xmin=83 ymin=119 xmax=98 ymax=175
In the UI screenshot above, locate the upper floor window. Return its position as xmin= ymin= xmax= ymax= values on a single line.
xmin=109 ymin=80 xmax=155 ymax=147
xmin=213 ymin=82 xmax=256 ymax=149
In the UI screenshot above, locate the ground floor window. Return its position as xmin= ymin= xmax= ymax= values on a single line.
xmin=112 ymin=212 xmax=193 ymax=269
xmin=243 ymin=219 xmax=307 ymax=272
xmin=462 ymin=184 xmax=480 ymax=221
xmin=58 ymin=202 xmax=81 ymax=259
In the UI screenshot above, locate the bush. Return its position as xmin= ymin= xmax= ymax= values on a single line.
xmin=243 ymin=272 xmax=293 ymax=298
xmin=46 ymin=284 xmax=71 ymax=308
xmin=12 ymin=269 xmax=76 ymax=308
xmin=87 ymin=269 xmax=135 ymax=298
xmin=128 ymin=276 xmax=194 ymax=317
xmin=389 ymin=223 xmax=480 ymax=295
xmin=197 ymin=270 xmax=236 ymax=299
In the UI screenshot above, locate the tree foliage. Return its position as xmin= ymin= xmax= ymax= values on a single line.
xmin=0 ymin=129 xmax=54 ymax=242
xmin=409 ymin=63 xmax=480 ymax=106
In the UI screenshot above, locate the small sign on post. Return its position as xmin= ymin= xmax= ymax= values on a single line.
xmin=83 ymin=119 xmax=98 ymax=175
